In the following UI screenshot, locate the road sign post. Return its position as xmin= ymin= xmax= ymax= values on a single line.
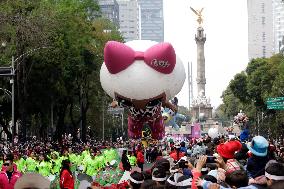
xmin=107 ymin=107 xmax=124 ymax=114
xmin=267 ymin=97 xmax=284 ymax=110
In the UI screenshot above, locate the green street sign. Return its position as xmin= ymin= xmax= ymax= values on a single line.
xmin=267 ymin=97 xmax=284 ymax=110
xmin=267 ymin=106 xmax=284 ymax=110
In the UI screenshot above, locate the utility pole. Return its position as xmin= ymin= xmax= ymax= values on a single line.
xmin=188 ymin=62 xmax=194 ymax=110
xmin=11 ymin=56 xmax=15 ymax=141
xmin=121 ymin=112 xmax=124 ymax=138
xmin=188 ymin=62 xmax=191 ymax=110
xmin=0 ymin=61 xmax=15 ymax=142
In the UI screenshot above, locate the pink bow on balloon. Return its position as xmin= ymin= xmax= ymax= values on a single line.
xmin=104 ymin=41 xmax=176 ymax=74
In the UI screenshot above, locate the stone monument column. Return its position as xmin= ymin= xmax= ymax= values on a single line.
xmin=195 ymin=27 xmax=206 ymax=96
xmin=190 ymin=7 xmax=213 ymax=124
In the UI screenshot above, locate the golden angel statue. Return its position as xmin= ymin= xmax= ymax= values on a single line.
xmin=190 ymin=7 xmax=204 ymax=26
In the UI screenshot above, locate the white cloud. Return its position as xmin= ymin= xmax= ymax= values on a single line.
xmin=164 ymin=0 xmax=248 ymax=109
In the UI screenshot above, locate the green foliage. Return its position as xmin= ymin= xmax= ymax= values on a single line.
xmin=229 ymin=72 xmax=249 ymax=103
xmin=220 ymin=54 xmax=284 ymax=139
xmin=0 ymin=0 xmax=124 ymax=141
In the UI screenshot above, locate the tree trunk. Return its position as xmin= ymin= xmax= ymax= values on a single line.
xmin=55 ymin=103 xmax=67 ymax=142
xmin=81 ymin=106 xmax=87 ymax=142
xmin=69 ymin=102 xmax=79 ymax=141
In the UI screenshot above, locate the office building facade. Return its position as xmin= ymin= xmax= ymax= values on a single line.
xmin=273 ymin=0 xmax=284 ymax=53
xmin=117 ymin=0 xmax=139 ymax=41
xmin=247 ymin=0 xmax=274 ymax=59
xmin=138 ymin=0 xmax=164 ymax=42
xmin=98 ymin=0 xmax=120 ymax=27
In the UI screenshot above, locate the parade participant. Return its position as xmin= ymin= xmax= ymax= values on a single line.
xmin=121 ymin=150 xmax=131 ymax=171
xmin=128 ymin=151 xmax=137 ymax=167
xmin=85 ymin=154 xmax=97 ymax=177
xmin=150 ymin=146 xmax=159 ymax=163
xmin=0 ymin=153 xmax=22 ymax=189
xmin=37 ymin=154 xmax=51 ymax=177
xmin=136 ymin=146 xmax=144 ymax=171
xmin=25 ymin=152 xmax=38 ymax=173
xmin=104 ymin=146 xmax=119 ymax=166
xmin=15 ymin=154 xmax=26 ymax=174
xmin=67 ymin=149 xmax=78 ymax=173
xmin=50 ymin=151 xmax=61 ymax=175
xmin=59 ymin=159 xmax=74 ymax=189
xmin=94 ymin=151 xmax=105 ymax=171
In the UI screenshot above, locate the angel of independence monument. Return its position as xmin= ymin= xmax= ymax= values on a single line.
xmin=190 ymin=7 xmax=214 ymax=133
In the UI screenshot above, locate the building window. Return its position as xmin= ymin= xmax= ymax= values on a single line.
xmin=262 ymin=32 xmax=266 ymax=42
xmin=261 ymin=3 xmax=265 ymax=13
xmin=262 ymin=46 xmax=266 ymax=57
xmin=261 ymin=17 xmax=265 ymax=25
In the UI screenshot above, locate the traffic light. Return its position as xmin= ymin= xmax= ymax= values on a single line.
xmin=0 ymin=67 xmax=12 ymax=76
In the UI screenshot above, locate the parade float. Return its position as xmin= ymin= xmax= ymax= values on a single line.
xmin=233 ymin=110 xmax=249 ymax=142
xmin=100 ymin=40 xmax=186 ymax=140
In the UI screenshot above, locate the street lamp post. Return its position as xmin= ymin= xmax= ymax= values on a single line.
xmin=121 ymin=112 xmax=124 ymax=137
xmin=11 ymin=56 xmax=15 ymax=140
xmin=0 ymin=47 xmax=49 ymax=142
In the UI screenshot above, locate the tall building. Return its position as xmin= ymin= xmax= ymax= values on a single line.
xmin=138 ymin=0 xmax=164 ymax=42
xmin=117 ymin=0 xmax=139 ymax=41
xmin=98 ymin=0 xmax=120 ymax=27
xmin=247 ymin=0 xmax=274 ymax=59
xmin=273 ymin=0 xmax=284 ymax=53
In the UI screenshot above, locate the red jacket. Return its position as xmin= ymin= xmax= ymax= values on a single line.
xmin=60 ymin=169 xmax=74 ymax=189
xmin=136 ymin=151 xmax=144 ymax=164
xmin=170 ymin=151 xmax=185 ymax=161
xmin=0 ymin=170 xmax=22 ymax=189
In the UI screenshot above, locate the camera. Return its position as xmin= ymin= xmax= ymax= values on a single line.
xmin=178 ymin=160 xmax=188 ymax=169
xmin=206 ymin=156 xmax=216 ymax=164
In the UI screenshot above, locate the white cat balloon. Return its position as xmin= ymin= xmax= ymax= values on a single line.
xmin=100 ymin=40 xmax=185 ymax=139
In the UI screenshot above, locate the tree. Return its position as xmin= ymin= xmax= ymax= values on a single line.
xmin=220 ymin=54 xmax=284 ymax=139
xmin=0 ymin=0 xmax=124 ymax=142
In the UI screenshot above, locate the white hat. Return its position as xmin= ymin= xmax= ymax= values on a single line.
xmin=14 ymin=173 xmax=50 ymax=189
xmin=174 ymin=143 xmax=181 ymax=148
